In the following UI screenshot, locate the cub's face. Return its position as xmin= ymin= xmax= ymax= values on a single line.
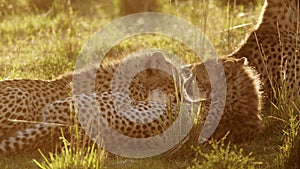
xmin=181 ymin=63 xmax=211 ymax=102
xmin=182 ymin=57 xmax=247 ymax=102
xmin=129 ymin=51 xmax=180 ymax=103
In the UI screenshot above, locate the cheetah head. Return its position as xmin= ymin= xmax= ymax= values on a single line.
xmin=181 ymin=57 xmax=247 ymax=103
xmin=129 ymin=50 xmax=182 ymax=103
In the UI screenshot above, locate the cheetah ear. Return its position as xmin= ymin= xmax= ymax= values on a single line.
xmin=237 ymin=57 xmax=248 ymax=65
xmin=152 ymin=51 xmax=167 ymax=62
xmin=223 ymin=57 xmax=248 ymax=68
xmin=221 ymin=59 xmax=236 ymax=77
xmin=223 ymin=59 xmax=235 ymax=69
xmin=145 ymin=51 xmax=167 ymax=68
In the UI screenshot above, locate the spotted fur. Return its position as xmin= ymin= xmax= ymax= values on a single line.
xmin=0 ymin=50 xmax=179 ymax=153
xmin=231 ymin=0 xmax=300 ymax=104
xmin=183 ymin=57 xmax=262 ymax=143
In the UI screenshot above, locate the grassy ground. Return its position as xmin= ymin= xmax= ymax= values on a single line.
xmin=0 ymin=0 xmax=297 ymax=168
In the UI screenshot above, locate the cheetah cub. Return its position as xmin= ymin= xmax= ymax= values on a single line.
xmin=182 ymin=57 xmax=263 ymax=143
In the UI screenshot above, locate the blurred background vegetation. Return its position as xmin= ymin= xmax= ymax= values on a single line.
xmin=0 ymin=0 xmax=262 ymax=79
xmin=4 ymin=1 xmax=298 ymax=169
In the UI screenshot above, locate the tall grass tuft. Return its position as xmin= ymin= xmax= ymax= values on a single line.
xmin=33 ymin=102 xmax=106 ymax=169
xmin=188 ymin=138 xmax=261 ymax=169
xmin=277 ymin=107 xmax=300 ymax=169
xmin=268 ymin=76 xmax=300 ymax=169
xmin=277 ymin=114 xmax=300 ymax=169
xmin=33 ymin=129 xmax=106 ymax=169
xmin=268 ymin=39 xmax=300 ymax=168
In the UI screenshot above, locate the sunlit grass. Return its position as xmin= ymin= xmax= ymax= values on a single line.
xmin=33 ymin=134 xmax=106 ymax=169
xmin=188 ymin=138 xmax=262 ymax=169
xmin=1 ymin=0 xmax=293 ymax=168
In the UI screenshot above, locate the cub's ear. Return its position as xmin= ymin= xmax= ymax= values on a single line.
xmin=223 ymin=57 xmax=247 ymax=69
xmin=152 ymin=51 xmax=166 ymax=60
xmin=237 ymin=57 xmax=248 ymax=65
xmin=146 ymin=51 xmax=168 ymax=68
xmin=223 ymin=59 xmax=235 ymax=69
xmin=151 ymin=51 xmax=168 ymax=65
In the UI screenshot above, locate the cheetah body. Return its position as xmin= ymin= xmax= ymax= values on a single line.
xmin=0 ymin=52 xmax=262 ymax=153
xmin=183 ymin=57 xmax=262 ymax=143
xmin=231 ymin=0 xmax=300 ymax=103
xmin=0 ymin=51 xmax=179 ymax=153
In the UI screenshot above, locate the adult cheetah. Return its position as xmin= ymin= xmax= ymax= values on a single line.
xmin=231 ymin=0 xmax=300 ymax=104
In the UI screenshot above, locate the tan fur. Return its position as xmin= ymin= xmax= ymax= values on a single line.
xmin=231 ymin=0 xmax=300 ymax=104
xmin=0 ymin=50 xmax=179 ymax=153
xmin=184 ymin=57 xmax=262 ymax=143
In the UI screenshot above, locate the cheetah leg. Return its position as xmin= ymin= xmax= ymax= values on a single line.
xmin=0 ymin=97 xmax=74 ymax=153
xmin=0 ymin=92 xmax=183 ymax=154
xmin=0 ymin=124 xmax=63 ymax=153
